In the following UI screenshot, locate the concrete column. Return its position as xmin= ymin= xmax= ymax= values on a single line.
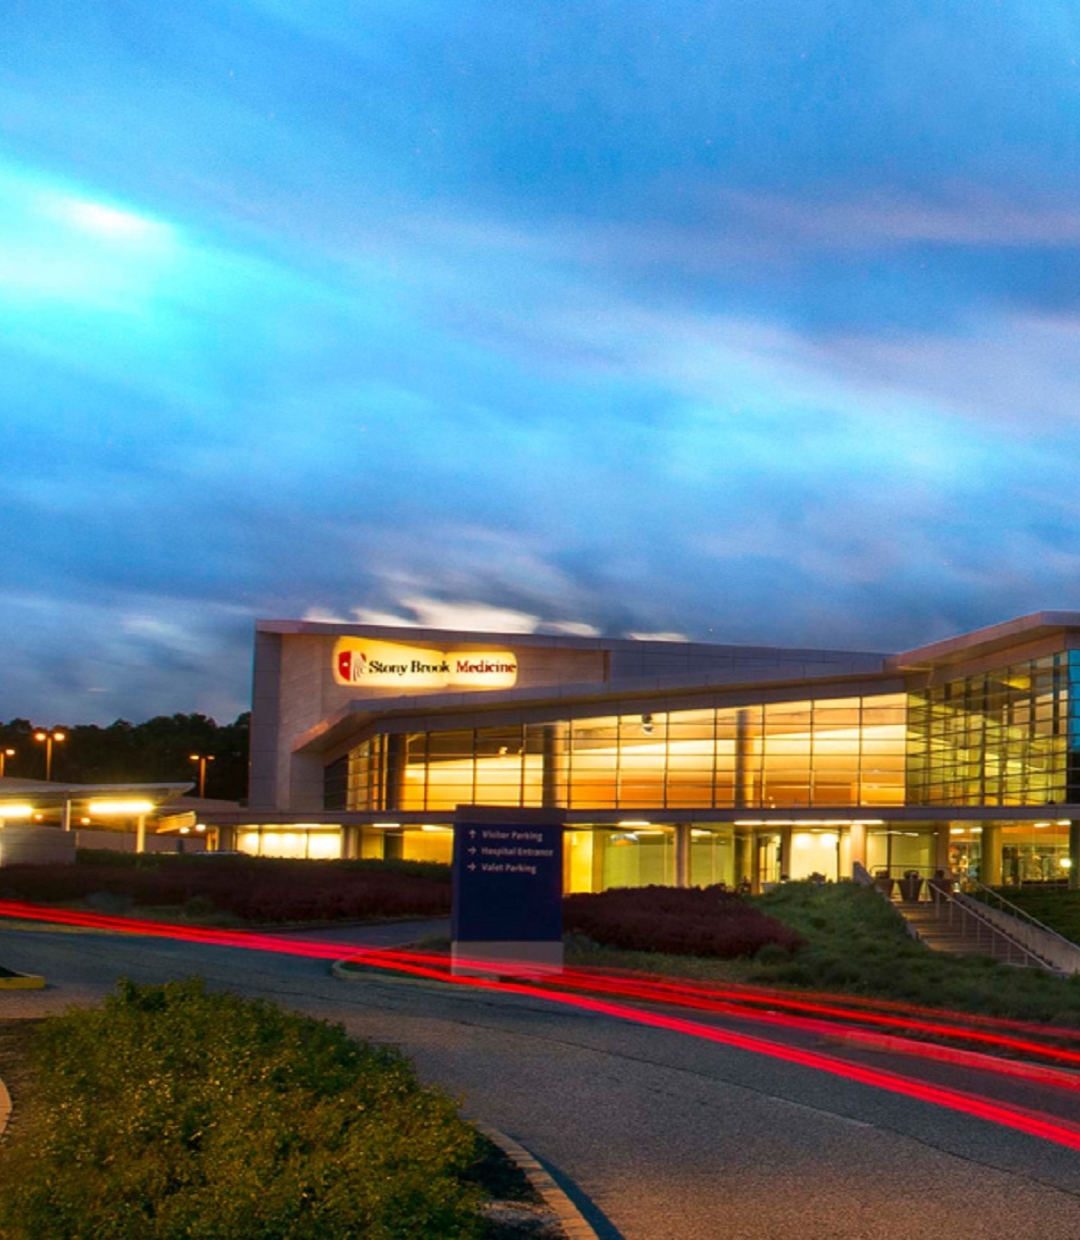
xmin=1070 ymin=822 xmax=1080 ymax=891
xmin=981 ymin=823 xmax=1002 ymax=886
xmin=135 ymin=814 xmax=146 ymax=854
xmin=734 ymin=710 xmax=750 ymax=808
xmin=61 ymin=798 xmax=72 ymax=833
xmin=847 ymin=821 xmax=867 ymax=876
xmin=777 ymin=827 xmax=792 ymax=880
xmin=934 ymin=823 xmax=951 ymax=874
xmin=734 ymin=831 xmax=751 ymax=890
xmin=541 ymin=724 xmax=567 ymax=809
xmin=750 ymin=830 xmax=762 ymax=894
xmin=385 ymin=735 xmax=407 ymax=812
xmin=674 ymin=823 xmax=691 ymax=888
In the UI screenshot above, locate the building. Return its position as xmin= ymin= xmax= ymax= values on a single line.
xmin=202 ymin=611 xmax=1080 ymax=892
xmin=0 ymin=779 xmax=208 ymax=859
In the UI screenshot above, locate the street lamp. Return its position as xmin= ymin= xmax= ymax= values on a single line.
xmin=33 ymin=730 xmax=66 ymax=781
xmin=189 ymin=753 xmax=215 ymax=798
xmin=0 ymin=748 xmax=13 ymax=779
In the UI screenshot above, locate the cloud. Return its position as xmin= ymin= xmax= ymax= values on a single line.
xmin=353 ymin=597 xmax=540 ymax=634
xmin=716 ymin=189 xmax=1080 ymax=252
xmin=0 ymin=589 xmax=252 ymax=726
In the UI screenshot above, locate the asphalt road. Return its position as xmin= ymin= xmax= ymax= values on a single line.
xmin=3 ymin=919 xmax=1080 ymax=1239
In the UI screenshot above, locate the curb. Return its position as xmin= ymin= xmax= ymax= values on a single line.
xmin=331 ymin=958 xmax=458 ymax=989
xmin=472 ymin=1121 xmax=600 ymax=1240
xmin=0 ymin=972 xmax=44 ymax=991
xmin=824 ymin=1028 xmax=1080 ymax=1089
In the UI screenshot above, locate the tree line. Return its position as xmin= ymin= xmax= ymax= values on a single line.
xmin=0 ymin=714 xmax=250 ymax=803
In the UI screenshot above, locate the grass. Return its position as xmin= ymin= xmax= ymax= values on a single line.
xmin=568 ymin=880 xmax=1080 ymax=1026
xmin=0 ymin=979 xmax=494 ymax=1240
xmin=990 ymin=886 xmax=1080 ymax=943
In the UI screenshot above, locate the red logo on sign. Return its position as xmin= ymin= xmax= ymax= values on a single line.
xmin=337 ymin=650 xmax=369 ymax=682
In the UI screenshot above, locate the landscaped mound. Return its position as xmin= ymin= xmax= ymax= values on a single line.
xmin=984 ymin=886 xmax=1080 ymax=946
xmin=0 ymin=978 xmax=483 ymax=1239
xmin=563 ymin=884 xmax=804 ymax=958
xmin=0 ymin=854 xmax=451 ymax=923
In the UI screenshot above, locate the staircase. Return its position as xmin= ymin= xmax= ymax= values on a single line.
xmin=853 ymin=864 xmax=1071 ymax=973
xmin=896 ymin=896 xmax=1034 ymax=966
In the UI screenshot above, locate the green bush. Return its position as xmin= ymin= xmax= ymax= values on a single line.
xmin=0 ymin=979 xmax=483 ymax=1239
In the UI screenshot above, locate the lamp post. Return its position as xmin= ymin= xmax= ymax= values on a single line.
xmin=33 ymin=730 xmax=66 ymax=781
xmin=189 ymin=753 xmax=215 ymax=798
xmin=0 ymin=748 xmax=13 ymax=779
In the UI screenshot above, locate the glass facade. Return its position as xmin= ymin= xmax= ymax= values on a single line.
xmin=300 ymin=642 xmax=1080 ymax=892
xmin=341 ymin=693 xmax=908 ymax=813
xmin=906 ymin=652 xmax=1080 ymax=806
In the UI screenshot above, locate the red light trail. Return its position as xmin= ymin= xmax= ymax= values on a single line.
xmin=4 ymin=899 xmax=1080 ymax=1150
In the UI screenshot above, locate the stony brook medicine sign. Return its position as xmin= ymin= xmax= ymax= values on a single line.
xmin=332 ymin=637 xmax=519 ymax=690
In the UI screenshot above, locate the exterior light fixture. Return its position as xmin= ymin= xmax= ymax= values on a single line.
xmin=88 ymin=799 xmax=155 ymax=815
xmin=33 ymin=729 xmax=66 ymax=780
xmin=188 ymin=753 xmax=216 ymax=798
xmin=0 ymin=804 xmax=34 ymax=819
xmin=0 ymin=747 xmax=14 ymax=778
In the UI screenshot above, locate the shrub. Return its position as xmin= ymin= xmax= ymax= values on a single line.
xmin=0 ymin=855 xmax=452 ymax=923
xmin=563 ymin=884 xmax=804 ymax=958
xmin=0 ymin=979 xmax=482 ymax=1239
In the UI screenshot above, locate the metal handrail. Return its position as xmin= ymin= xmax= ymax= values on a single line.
xmin=960 ymin=875 xmax=1080 ymax=955
xmin=853 ymin=860 xmax=1054 ymax=971
xmin=923 ymin=882 xmax=1055 ymax=971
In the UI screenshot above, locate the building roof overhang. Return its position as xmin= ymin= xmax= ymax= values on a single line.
xmin=289 ymin=668 xmax=906 ymax=757
xmin=0 ymin=779 xmax=193 ymax=811
xmin=194 ymin=804 xmax=1080 ymax=828
xmin=888 ymin=611 xmax=1080 ymax=673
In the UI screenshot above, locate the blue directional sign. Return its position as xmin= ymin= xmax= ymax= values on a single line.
xmin=452 ymin=818 xmax=563 ymax=944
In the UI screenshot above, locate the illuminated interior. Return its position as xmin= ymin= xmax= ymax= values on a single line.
xmin=907 ymin=652 xmax=1079 ymax=806
xmin=345 ymin=693 xmax=907 ymax=813
xmin=238 ymin=828 xmax=343 ymax=860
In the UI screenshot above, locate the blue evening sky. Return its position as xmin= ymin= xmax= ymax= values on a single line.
xmin=4 ymin=1 xmax=1080 ymax=724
